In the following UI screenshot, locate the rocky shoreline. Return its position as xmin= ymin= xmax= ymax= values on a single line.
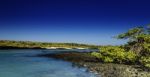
xmin=39 ymin=52 xmax=150 ymax=77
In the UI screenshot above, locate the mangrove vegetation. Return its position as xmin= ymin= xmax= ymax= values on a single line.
xmin=91 ymin=25 xmax=150 ymax=69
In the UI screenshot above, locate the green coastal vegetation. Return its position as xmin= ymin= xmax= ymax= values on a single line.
xmin=91 ymin=25 xmax=150 ymax=69
xmin=0 ymin=40 xmax=98 ymax=49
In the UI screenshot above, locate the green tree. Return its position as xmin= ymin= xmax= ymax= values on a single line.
xmin=117 ymin=26 xmax=150 ymax=56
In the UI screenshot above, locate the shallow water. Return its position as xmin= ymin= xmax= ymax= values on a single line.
xmin=0 ymin=49 xmax=97 ymax=77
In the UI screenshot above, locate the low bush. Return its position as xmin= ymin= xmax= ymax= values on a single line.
xmin=91 ymin=46 xmax=137 ymax=63
xmin=140 ymin=56 xmax=150 ymax=68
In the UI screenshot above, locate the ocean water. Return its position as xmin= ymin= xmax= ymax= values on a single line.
xmin=0 ymin=49 xmax=98 ymax=77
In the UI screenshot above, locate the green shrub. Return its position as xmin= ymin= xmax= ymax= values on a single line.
xmin=103 ymin=56 xmax=114 ymax=63
xmin=91 ymin=52 xmax=102 ymax=59
xmin=91 ymin=46 xmax=137 ymax=63
xmin=125 ymin=51 xmax=137 ymax=62
xmin=140 ymin=56 xmax=150 ymax=68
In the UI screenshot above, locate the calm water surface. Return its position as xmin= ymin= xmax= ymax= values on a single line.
xmin=0 ymin=49 xmax=98 ymax=77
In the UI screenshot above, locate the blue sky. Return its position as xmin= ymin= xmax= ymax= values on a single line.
xmin=0 ymin=0 xmax=150 ymax=45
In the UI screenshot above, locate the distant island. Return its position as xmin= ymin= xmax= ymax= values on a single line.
xmin=0 ymin=40 xmax=99 ymax=49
